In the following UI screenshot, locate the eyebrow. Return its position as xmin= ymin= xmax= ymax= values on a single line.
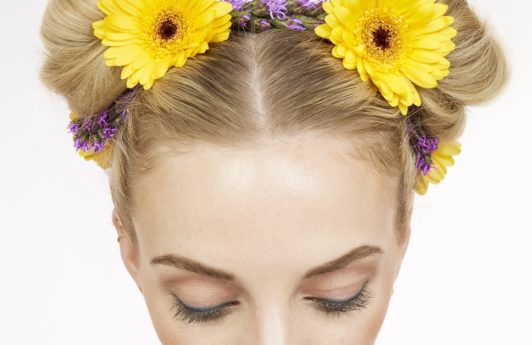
xmin=150 ymin=244 xmax=384 ymax=282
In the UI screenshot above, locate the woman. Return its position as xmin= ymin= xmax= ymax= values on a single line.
xmin=39 ymin=0 xmax=508 ymax=343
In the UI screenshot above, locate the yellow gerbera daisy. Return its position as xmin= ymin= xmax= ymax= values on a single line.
xmin=93 ymin=0 xmax=234 ymax=90
xmin=314 ymin=0 xmax=457 ymax=115
xmin=415 ymin=139 xmax=461 ymax=196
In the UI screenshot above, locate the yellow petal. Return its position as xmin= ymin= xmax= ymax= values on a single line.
xmin=431 ymin=156 xmax=448 ymax=175
xmin=415 ymin=177 xmax=429 ymax=196
xmin=357 ymin=58 xmax=369 ymax=81
xmin=399 ymin=103 xmax=408 ymax=115
xmin=416 ymin=16 xmax=455 ymax=35
xmin=211 ymin=29 xmax=231 ymax=42
xmin=332 ymin=44 xmax=347 ymax=58
xmin=342 ymin=49 xmax=357 ymax=69
xmin=427 ymin=165 xmax=445 ymax=183
xmin=174 ymin=53 xmax=187 ymax=68
xmin=115 ymin=0 xmax=141 ymax=16
xmin=105 ymin=14 xmax=138 ymax=32
xmin=322 ymin=1 xmax=334 ymax=14
xmin=120 ymin=63 xmax=136 ymax=79
xmin=195 ymin=9 xmax=216 ymax=29
xmin=333 ymin=5 xmax=356 ymax=32
xmin=315 ymin=23 xmax=332 ymax=39
xmin=154 ymin=57 xmax=171 ymax=79
xmin=384 ymin=73 xmax=412 ymax=97
xmin=330 ymin=26 xmax=344 ymax=45
xmin=401 ymin=63 xmax=438 ymax=88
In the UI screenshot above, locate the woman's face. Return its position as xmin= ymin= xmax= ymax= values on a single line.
xmin=115 ymin=132 xmax=412 ymax=345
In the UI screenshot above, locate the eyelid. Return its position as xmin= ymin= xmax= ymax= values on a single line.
xmin=305 ymin=280 xmax=370 ymax=303
xmin=174 ymin=280 xmax=369 ymax=310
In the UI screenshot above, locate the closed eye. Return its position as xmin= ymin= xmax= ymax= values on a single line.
xmin=304 ymin=281 xmax=373 ymax=316
xmin=169 ymin=280 xmax=373 ymax=324
xmin=170 ymin=295 xmax=239 ymax=324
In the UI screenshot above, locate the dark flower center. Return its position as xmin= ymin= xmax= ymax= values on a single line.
xmin=157 ymin=19 xmax=179 ymax=41
xmin=372 ymin=27 xmax=391 ymax=50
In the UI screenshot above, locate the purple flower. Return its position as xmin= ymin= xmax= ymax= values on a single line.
xmin=97 ymin=111 xmax=108 ymax=126
xmin=258 ymin=19 xmax=272 ymax=31
xmin=414 ymin=136 xmax=439 ymax=175
xmin=238 ymin=13 xmax=251 ymax=28
xmin=261 ymin=0 xmax=288 ymax=20
xmin=93 ymin=140 xmax=105 ymax=153
xmin=69 ymin=86 xmax=137 ymax=161
xmin=80 ymin=140 xmax=91 ymax=152
xmin=73 ymin=138 xmax=82 ymax=150
xmin=103 ymin=127 xmax=118 ymax=139
xmin=417 ymin=136 xmax=439 ymax=154
xmin=227 ymin=0 xmax=253 ymax=11
xmin=68 ymin=122 xmax=80 ymax=134
xmin=286 ymin=17 xmax=305 ymax=30
xmin=83 ymin=118 xmax=92 ymax=132
xmin=298 ymin=0 xmax=323 ymax=9
xmin=417 ymin=158 xmax=432 ymax=176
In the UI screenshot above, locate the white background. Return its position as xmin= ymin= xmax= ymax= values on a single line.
xmin=0 ymin=1 xmax=530 ymax=344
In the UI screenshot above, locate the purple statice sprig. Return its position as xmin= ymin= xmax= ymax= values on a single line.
xmin=286 ymin=17 xmax=305 ymax=30
xmin=296 ymin=0 xmax=324 ymax=10
xmin=413 ymin=136 xmax=439 ymax=176
xmin=227 ymin=0 xmax=254 ymax=11
xmin=229 ymin=0 xmax=326 ymax=32
xmin=261 ymin=0 xmax=288 ymax=20
xmin=406 ymin=106 xmax=440 ymax=176
xmin=67 ymin=85 xmax=139 ymax=154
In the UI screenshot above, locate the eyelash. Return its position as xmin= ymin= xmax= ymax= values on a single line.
xmin=170 ymin=281 xmax=373 ymax=324
xmin=170 ymin=295 xmax=239 ymax=324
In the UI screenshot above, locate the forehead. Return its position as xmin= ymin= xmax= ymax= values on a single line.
xmin=131 ymin=133 xmax=399 ymax=268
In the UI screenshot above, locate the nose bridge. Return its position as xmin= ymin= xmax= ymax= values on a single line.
xmin=250 ymin=298 xmax=296 ymax=345
xmin=237 ymin=256 xmax=307 ymax=345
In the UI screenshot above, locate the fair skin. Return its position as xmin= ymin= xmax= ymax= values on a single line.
xmin=113 ymin=132 xmax=413 ymax=345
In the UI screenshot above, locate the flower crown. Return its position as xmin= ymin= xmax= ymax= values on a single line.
xmin=68 ymin=0 xmax=461 ymax=196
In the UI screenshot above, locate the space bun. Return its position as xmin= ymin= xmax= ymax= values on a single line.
xmin=415 ymin=0 xmax=508 ymax=143
xmin=39 ymin=0 xmax=126 ymax=117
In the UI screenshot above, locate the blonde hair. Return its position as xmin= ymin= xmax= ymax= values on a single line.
xmin=39 ymin=0 xmax=508 ymax=246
